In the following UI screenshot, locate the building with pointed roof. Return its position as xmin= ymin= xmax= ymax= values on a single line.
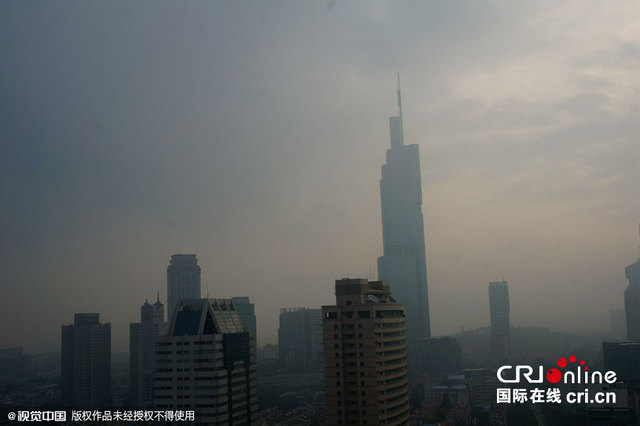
xmin=153 ymin=298 xmax=257 ymax=424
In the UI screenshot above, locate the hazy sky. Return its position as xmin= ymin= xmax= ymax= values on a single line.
xmin=2 ymin=1 xmax=639 ymax=352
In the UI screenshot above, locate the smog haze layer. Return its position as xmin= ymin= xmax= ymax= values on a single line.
xmin=1 ymin=1 xmax=639 ymax=352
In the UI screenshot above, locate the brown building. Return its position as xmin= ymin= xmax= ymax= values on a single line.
xmin=323 ymin=278 xmax=410 ymax=425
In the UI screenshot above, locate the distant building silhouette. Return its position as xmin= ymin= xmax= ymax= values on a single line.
xmin=129 ymin=294 xmax=167 ymax=408
xmin=603 ymin=341 xmax=640 ymax=382
xmin=166 ymin=254 xmax=201 ymax=319
xmin=61 ymin=313 xmax=111 ymax=408
xmin=414 ymin=336 xmax=462 ymax=381
xmin=424 ymin=374 xmax=468 ymax=406
xmin=377 ymin=77 xmax=431 ymax=374
xmin=587 ymin=407 xmax=635 ymax=426
xmin=602 ymin=341 xmax=640 ymax=423
xmin=323 ymin=278 xmax=410 ymax=425
xmin=489 ymin=281 xmax=510 ymax=359
xmin=0 ymin=347 xmax=31 ymax=378
xmin=153 ymin=298 xmax=257 ymax=424
xmin=464 ymin=368 xmax=498 ymax=407
xmin=624 ymin=258 xmax=640 ymax=341
xmin=278 ymin=307 xmax=323 ymax=373
xmin=232 ymin=297 xmax=257 ymax=355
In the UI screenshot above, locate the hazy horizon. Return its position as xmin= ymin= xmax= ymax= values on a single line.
xmin=2 ymin=1 xmax=639 ymax=353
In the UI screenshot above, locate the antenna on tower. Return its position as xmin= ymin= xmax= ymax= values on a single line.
xmin=397 ymin=72 xmax=403 ymax=123
xmin=637 ymin=223 xmax=640 ymax=259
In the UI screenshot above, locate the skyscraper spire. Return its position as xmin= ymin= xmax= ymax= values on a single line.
xmin=389 ymin=74 xmax=405 ymax=148
xmin=397 ymin=72 xmax=403 ymax=125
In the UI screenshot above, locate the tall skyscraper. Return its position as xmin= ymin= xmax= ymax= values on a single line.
xmin=624 ymin=258 xmax=640 ymax=341
xmin=61 ymin=313 xmax=111 ymax=408
xmin=323 ymin=278 xmax=410 ymax=426
xmin=232 ymin=296 xmax=257 ymax=354
xmin=278 ymin=307 xmax=323 ymax=373
xmin=377 ymin=77 xmax=431 ymax=359
xmin=129 ymin=294 xmax=167 ymax=408
xmin=488 ymin=281 xmax=510 ymax=359
xmin=153 ymin=298 xmax=257 ymax=424
xmin=166 ymin=254 xmax=201 ymax=319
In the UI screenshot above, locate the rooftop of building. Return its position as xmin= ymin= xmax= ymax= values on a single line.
xmin=168 ymin=254 xmax=199 ymax=265
xmin=168 ymin=298 xmax=246 ymax=336
xmin=333 ymin=278 xmax=398 ymax=305
xmin=603 ymin=341 xmax=640 ymax=347
xmin=73 ymin=313 xmax=100 ymax=325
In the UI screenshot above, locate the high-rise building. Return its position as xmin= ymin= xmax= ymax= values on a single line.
xmin=377 ymin=78 xmax=431 ymax=369
xmin=129 ymin=294 xmax=167 ymax=408
xmin=602 ymin=341 xmax=640 ymax=423
xmin=167 ymin=254 xmax=201 ymax=320
xmin=323 ymin=278 xmax=410 ymax=426
xmin=153 ymin=298 xmax=257 ymax=424
xmin=61 ymin=313 xmax=111 ymax=408
xmin=603 ymin=341 xmax=640 ymax=382
xmin=488 ymin=281 xmax=510 ymax=359
xmin=232 ymin=297 xmax=257 ymax=355
xmin=278 ymin=307 xmax=323 ymax=373
xmin=624 ymin=258 xmax=640 ymax=341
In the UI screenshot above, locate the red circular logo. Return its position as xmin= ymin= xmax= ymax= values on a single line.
xmin=547 ymin=368 xmax=562 ymax=383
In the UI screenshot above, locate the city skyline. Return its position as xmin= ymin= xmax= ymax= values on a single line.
xmin=2 ymin=2 xmax=640 ymax=352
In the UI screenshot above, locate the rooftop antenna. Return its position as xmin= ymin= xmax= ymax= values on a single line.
xmin=157 ymin=291 xmax=160 ymax=303
xmin=637 ymin=223 xmax=640 ymax=259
